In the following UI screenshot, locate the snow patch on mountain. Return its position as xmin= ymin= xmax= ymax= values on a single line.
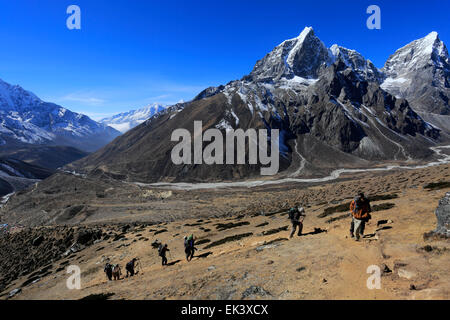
xmin=100 ymin=104 xmax=166 ymax=133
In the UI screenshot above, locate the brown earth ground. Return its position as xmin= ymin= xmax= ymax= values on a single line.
xmin=1 ymin=163 xmax=449 ymax=300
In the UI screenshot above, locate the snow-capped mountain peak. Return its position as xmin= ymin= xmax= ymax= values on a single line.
xmin=383 ymin=31 xmax=449 ymax=78
xmin=100 ymin=103 xmax=166 ymax=133
xmin=381 ymin=31 xmax=450 ymax=115
xmin=0 ymin=79 xmax=41 ymax=110
xmin=0 ymin=78 xmax=121 ymax=151
xmin=249 ymin=26 xmax=332 ymax=81
xmin=249 ymin=26 xmax=387 ymax=84
xmin=285 ymin=26 xmax=316 ymax=68
xmin=329 ymin=44 xmax=384 ymax=82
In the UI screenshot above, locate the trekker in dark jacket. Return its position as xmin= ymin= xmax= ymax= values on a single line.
xmin=184 ymin=235 xmax=197 ymax=262
xmin=126 ymin=258 xmax=138 ymax=277
xmin=104 ymin=263 xmax=113 ymax=281
xmin=289 ymin=205 xmax=306 ymax=238
xmin=159 ymin=244 xmax=170 ymax=266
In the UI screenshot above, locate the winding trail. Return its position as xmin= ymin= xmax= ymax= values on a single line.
xmin=139 ymin=145 xmax=450 ymax=190
xmin=288 ymin=139 xmax=306 ymax=177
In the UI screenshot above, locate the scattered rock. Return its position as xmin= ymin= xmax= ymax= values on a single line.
xmin=32 ymin=235 xmax=44 ymax=246
xmin=424 ymin=182 xmax=450 ymax=191
xmin=255 ymin=244 xmax=277 ymax=252
xmin=215 ymin=221 xmax=250 ymax=231
xmin=154 ymin=229 xmax=168 ymax=235
xmin=398 ymin=269 xmax=416 ymax=280
xmin=410 ymin=288 xmax=445 ymax=299
xmin=76 ymin=229 xmax=102 ymax=245
xmin=63 ymin=242 xmax=85 ymax=256
xmin=255 ymin=222 xmax=269 ymax=228
xmin=112 ymin=234 xmax=126 ymax=242
xmin=394 ymin=261 xmax=408 ymax=269
xmin=21 ymin=275 xmax=41 ymax=287
xmin=410 ymin=284 xmax=417 ymax=290
xmin=8 ymin=288 xmax=21 ymax=298
xmin=296 ymin=266 xmax=306 ymax=272
xmin=119 ymin=253 xmax=128 ymax=260
xmin=241 ymin=286 xmax=271 ymax=299
xmin=433 ymin=192 xmax=450 ymax=237
xmin=207 ymin=266 xmax=216 ymax=271
xmin=151 ymin=239 xmax=161 ymax=249
xmin=381 ymin=264 xmax=392 ymax=275
xmin=418 ymin=245 xmax=448 ymax=254
xmin=377 ymin=220 xmax=389 ymax=227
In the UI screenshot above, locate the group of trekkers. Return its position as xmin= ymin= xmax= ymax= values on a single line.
xmin=104 ymin=258 xmax=141 ymax=281
xmin=103 ymin=234 xmax=197 ymax=281
xmin=104 ymin=192 xmax=371 ymax=281
xmin=288 ymin=191 xmax=371 ymax=241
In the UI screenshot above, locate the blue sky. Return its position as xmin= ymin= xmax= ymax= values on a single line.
xmin=0 ymin=0 xmax=448 ymax=120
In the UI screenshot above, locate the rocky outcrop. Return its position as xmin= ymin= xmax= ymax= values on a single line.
xmin=434 ymin=192 xmax=450 ymax=237
xmin=0 ymin=225 xmax=105 ymax=292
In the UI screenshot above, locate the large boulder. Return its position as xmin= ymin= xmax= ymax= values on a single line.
xmin=435 ymin=192 xmax=450 ymax=237
xmin=75 ymin=229 xmax=103 ymax=245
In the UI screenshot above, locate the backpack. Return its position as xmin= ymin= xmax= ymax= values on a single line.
xmin=288 ymin=208 xmax=296 ymax=220
xmin=158 ymin=244 xmax=163 ymax=256
xmin=353 ymin=197 xmax=362 ymax=213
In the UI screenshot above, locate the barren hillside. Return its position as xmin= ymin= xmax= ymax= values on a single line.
xmin=1 ymin=163 xmax=449 ymax=300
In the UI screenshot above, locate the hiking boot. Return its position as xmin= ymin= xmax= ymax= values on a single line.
xmin=350 ymin=232 xmax=354 ymax=238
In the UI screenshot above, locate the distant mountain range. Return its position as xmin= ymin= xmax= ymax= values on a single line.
xmin=67 ymin=28 xmax=450 ymax=183
xmin=0 ymin=78 xmax=123 ymax=195
xmin=0 ymin=78 xmax=121 ymax=152
xmin=100 ymin=104 xmax=166 ymax=133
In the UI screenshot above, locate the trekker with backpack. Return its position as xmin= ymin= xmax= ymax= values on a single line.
xmin=349 ymin=192 xmax=372 ymax=241
xmin=112 ymin=264 xmax=122 ymax=280
xmin=184 ymin=234 xmax=197 ymax=261
xmin=125 ymin=258 xmax=138 ymax=277
xmin=288 ymin=204 xmax=306 ymax=239
xmin=158 ymin=244 xmax=170 ymax=266
xmin=104 ymin=262 xmax=113 ymax=281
